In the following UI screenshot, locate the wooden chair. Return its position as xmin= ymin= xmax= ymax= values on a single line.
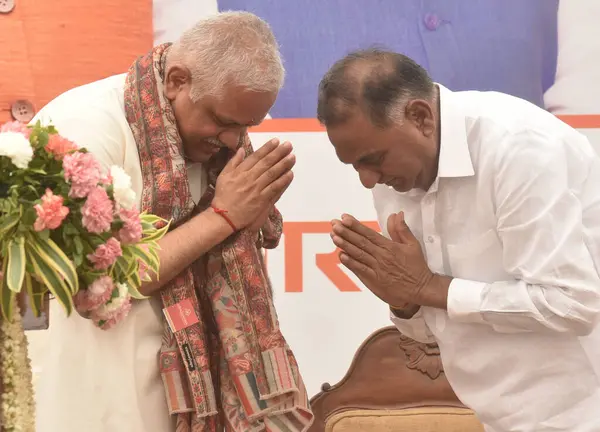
xmin=309 ymin=326 xmax=484 ymax=432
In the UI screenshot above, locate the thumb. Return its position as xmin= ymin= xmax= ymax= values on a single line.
xmin=392 ymin=211 xmax=417 ymax=244
xmin=387 ymin=213 xmax=401 ymax=243
xmin=222 ymin=147 xmax=245 ymax=172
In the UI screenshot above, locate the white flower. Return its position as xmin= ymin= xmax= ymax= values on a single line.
xmin=109 ymin=165 xmax=137 ymax=209
xmin=0 ymin=131 xmax=34 ymax=169
xmin=96 ymin=282 xmax=130 ymax=317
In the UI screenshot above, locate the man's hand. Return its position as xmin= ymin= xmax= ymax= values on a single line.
xmin=247 ymin=172 xmax=290 ymax=233
xmin=330 ymin=212 xmax=450 ymax=309
xmin=212 ymin=138 xmax=295 ymax=230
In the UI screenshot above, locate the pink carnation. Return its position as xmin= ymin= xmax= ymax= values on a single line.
xmin=74 ymin=276 xmax=115 ymax=313
xmin=82 ymin=187 xmax=114 ymax=234
xmin=33 ymin=189 xmax=70 ymax=231
xmin=92 ymin=298 xmax=132 ymax=330
xmin=87 ymin=237 xmax=122 ymax=270
xmin=100 ymin=172 xmax=113 ymax=186
xmin=0 ymin=121 xmax=30 ymax=138
xmin=46 ymin=134 xmax=78 ymax=160
xmin=90 ymin=282 xmax=132 ymax=330
xmin=118 ymin=206 xmax=142 ymax=244
xmin=62 ymin=152 xmax=102 ymax=198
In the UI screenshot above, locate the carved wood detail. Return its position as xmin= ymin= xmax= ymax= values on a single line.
xmin=308 ymin=326 xmax=465 ymax=432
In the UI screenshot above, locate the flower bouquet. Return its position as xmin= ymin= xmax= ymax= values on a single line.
xmin=0 ymin=121 xmax=169 ymax=431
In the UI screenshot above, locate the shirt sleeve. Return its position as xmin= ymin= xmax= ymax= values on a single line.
xmin=389 ymin=308 xmax=436 ymax=344
xmin=447 ymin=129 xmax=600 ymax=336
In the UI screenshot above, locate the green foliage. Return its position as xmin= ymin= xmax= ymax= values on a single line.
xmin=0 ymin=123 xmax=170 ymax=322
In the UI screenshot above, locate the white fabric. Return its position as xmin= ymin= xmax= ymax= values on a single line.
xmin=30 ymin=74 xmax=204 ymax=432
xmin=376 ymin=85 xmax=600 ymax=432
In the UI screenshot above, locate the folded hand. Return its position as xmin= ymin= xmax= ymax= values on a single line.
xmin=330 ymin=212 xmax=434 ymax=308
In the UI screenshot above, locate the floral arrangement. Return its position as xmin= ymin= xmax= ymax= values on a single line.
xmin=0 ymin=120 xmax=169 ymax=431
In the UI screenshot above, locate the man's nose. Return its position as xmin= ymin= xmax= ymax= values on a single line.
xmin=218 ymin=128 xmax=247 ymax=150
xmin=358 ymin=169 xmax=381 ymax=189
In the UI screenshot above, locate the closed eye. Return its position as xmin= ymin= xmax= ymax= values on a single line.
xmin=358 ymin=151 xmax=386 ymax=166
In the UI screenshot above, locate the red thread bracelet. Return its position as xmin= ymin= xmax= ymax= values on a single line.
xmin=210 ymin=204 xmax=238 ymax=232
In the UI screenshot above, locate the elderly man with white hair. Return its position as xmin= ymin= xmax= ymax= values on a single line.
xmin=32 ymin=12 xmax=313 ymax=432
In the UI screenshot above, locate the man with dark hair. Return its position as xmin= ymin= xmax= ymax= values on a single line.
xmin=321 ymin=49 xmax=600 ymax=431
xmin=318 ymin=49 xmax=435 ymax=128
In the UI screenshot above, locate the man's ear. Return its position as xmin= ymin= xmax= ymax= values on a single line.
xmin=164 ymin=65 xmax=191 ymax=101
xmin=405 ymin=99 xmax=435 ymax=138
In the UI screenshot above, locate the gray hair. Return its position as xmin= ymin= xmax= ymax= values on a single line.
xmin=168 ymin=11 xmax=285 ymax=101
xmin=317 ymin=48 xmax=435 ymax=128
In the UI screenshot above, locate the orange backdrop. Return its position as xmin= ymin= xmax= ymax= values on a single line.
xmin=0 ymin=0 xmax=153 ymax=123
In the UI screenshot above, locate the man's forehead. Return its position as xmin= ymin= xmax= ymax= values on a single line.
xmin=213 ymin=86 xmax=274 ymax=126
xmin=215 ymin=109 xmax=258 ymax=126
xmin=330 ymin=129 xmax=366 ymax=164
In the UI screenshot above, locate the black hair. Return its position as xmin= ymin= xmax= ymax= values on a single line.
xmin=317 ymin=48 xmax=435 ymax=128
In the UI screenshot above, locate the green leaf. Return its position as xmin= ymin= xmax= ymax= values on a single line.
xmin=121 ymin=249 xmax=137 ymax=278
xmin=114 ymin=256 xmax=133 ymax=279
xmin=63 ymin=225 xmax=79 ymax=236
xmin=141 ymin=222 xmax=171 ymax=243
xmin=27 ymin=245 xmax=74 ymax=316
xmin=21 ymin=207 xmax=37 ymax=227
xmin=6 ymin=236 xmax=26 ymax=293
xmin=126 ymin=281 xmax=147 ymax=300
xmin=30 ymin=235 xmax=79 ymax=294
xmin=139 ymin=213 xmax=165 ymax=225
xmin=27 ymin=168 xmax=47 ymax=175
xmin=0 ymin=260 xmax=15 ymax=321
xmin=114 ymin=258 xmax=146 ymax=299
xmin=0 ymin=213 xmax=20 ymax=237
xmin=24 ymin=273 xmax=46 ymax=317
xmin=130 ymin=245 xmax=159 ymax=274
xmin=23 ymin=175 xmax=40 ymax=185
xmin=141 ymin=221 xmax=155 ymax=232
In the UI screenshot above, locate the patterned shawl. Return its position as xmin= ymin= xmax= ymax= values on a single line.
xmin=123 ymin=44 xmax=313 ymax=432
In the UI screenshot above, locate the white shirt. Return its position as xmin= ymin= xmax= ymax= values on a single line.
xmin=373 ymin=85 xmax=600 ymax=432
xmin=29 ymin=74 xmax=204 ymax=432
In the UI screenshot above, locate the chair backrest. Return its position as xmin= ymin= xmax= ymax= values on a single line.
xmin=308 ymin=326 xmax=484 ymax=432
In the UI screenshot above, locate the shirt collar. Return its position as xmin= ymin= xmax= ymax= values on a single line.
xmin=436 ymin=84 xmax=474 ymax=179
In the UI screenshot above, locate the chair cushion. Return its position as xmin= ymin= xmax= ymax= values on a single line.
xmin=325 ymin=407 xmax=484 ymax=432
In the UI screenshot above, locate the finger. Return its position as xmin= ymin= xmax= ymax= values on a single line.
xmin=330 ymin=233 xmax=377 ymax=268
xmin=249 ymin=141 xmax=293 ymax=179
xmin=339 ymin=252 xmax=377 ymax=282
xmin=332 ymin=218 xmax=381 ymax=256
xmin=261 ymin=170 xmax=294 ymax=202
xmin=237 ymin=138 xmax=280 ymax=171
xmin=222 ymin=147 xmax=245 ymax=173
xmin=393 ymin=211 xmax=419 ymax=245
xmin=256 ymin=152 xmax=296 ymax=189
xmin=269 ymin=175 xmax=290 ymax=205
xmin=340 ymin=214 xmax=387 ymax=247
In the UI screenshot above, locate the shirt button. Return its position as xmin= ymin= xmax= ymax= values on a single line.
xmin=427 ymin=235 xmax=435 ymax=243
xmin=0 ymin=0 xmax=15 ymax=13
xmin=423 ymin=13 xmax=441 ymax=31
xmin=11 ymin=100 xmax=35 ymax=123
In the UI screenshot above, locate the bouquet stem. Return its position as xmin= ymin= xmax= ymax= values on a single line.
xmin=0 ymin=296 xmax=36 ymax=432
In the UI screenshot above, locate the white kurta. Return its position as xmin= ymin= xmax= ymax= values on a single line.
xmin=29 ymin=74 xmax=204 ymax=432
xmin=378 ymin=85 xmax=600 ymax=431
